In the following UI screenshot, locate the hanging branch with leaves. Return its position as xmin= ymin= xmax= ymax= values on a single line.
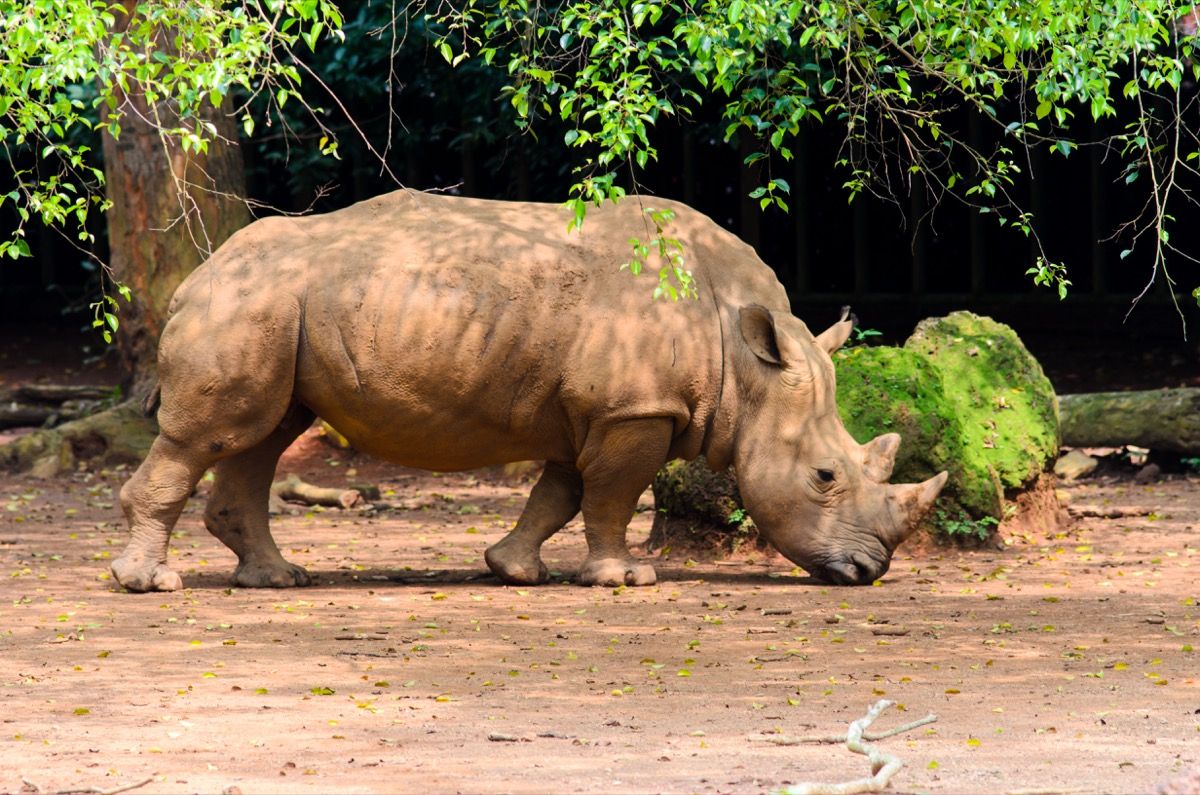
xmin=428 ymin=0 xmax=1200 ymax=329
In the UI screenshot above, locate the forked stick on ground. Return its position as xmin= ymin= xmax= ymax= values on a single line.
xmin=776 ymin=700 xmax=937 ymax=795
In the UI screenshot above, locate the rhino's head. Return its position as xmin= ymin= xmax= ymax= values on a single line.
xmin=730 ymin=305 xmax=947 ymax=586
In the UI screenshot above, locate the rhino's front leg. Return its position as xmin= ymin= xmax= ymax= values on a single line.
xmin=111 ymin=437 xmax=210 ymax=592
xmin=485 ymin=462 xmax=582 ymax=584
xmin=575 ymin=418 xmax=673 ymax=587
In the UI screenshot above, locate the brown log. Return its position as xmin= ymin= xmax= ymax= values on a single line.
xmin=1059 ymin=388 xmax=1200 ymax=454
xmin=0 ymin=398 xmax=103 ymax=430
xmin=14 ymin=384 xmax=115 ymax=403
xmin=0 ymin=402 xmax=56 ymax=429
xmin=271 ymin=474 xmax=364 ymax=509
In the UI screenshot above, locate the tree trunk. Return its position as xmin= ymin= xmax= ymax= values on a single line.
xmin=2 ymin=2 xmax=252 ymax=476
xmin=1059 ymin=388 xmax=1200 ymax=454
xmin=100 ymin=0 xmax=250 ymax=398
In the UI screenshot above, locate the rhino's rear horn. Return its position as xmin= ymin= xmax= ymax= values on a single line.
xmin=815 ymin=307 xmax=856 ymax=354
xmin=862 ymin=433 xmax=901 ymax=482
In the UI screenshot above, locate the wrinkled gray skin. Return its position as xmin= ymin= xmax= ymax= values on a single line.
xmin=110 ymin=190 xmax=946 ymax=593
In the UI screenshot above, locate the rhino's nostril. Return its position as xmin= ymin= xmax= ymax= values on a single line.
xmin=821 ymin=560 xmax=862 ymax=585
xmin=851 ymin=552 xmax=889 ymax=583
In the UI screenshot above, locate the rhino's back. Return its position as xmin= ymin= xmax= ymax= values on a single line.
xmin=171 ymin=191 xmax=787 ymax=469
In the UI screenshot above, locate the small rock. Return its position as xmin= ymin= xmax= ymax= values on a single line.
xmin=487 ymin=732 xmax=523 ymax=742
xmin=1054 ymin=450 xmax=1098 ymax=481
xmin=1134 ymin=463 xmax=1161 ymax=484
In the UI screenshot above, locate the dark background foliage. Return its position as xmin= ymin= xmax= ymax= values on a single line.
xmin=3 ymin=0 xmax=1197 ymax=385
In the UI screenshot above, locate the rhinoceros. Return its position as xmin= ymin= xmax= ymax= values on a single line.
xmin=110 ymin=190 xmax=946 ymax=593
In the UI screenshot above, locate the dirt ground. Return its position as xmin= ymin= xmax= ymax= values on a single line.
xmin=1 ymin=427 xmax=1198 ymax=795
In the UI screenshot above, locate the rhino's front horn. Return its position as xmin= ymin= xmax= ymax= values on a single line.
xmin=885 ymin=471 xmax=949 ymax=545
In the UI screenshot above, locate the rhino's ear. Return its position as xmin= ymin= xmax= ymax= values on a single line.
xmin=739 ymin=305 xmax=783 ymax=366
xmin=815 ymin=305 xmax=856 ymax=354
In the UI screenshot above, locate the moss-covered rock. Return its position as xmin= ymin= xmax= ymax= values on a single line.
xmin=904 ymin=311 xmax=1059 ymax=493
xmin=648 ymin=459 xmax=761 ymax=556
xmin=833 ymin=345 xmax=1001 ymax=518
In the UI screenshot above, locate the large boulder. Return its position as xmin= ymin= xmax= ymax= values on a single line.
xmin=904 ymin=311 xmax=1059 ymax=496
xmin=833 ymin=344 xmax=1000 ymax=519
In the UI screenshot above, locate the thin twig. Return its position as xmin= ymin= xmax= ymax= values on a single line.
xmin=759 ymin=712 xmax=937 ymax=746
xmin=22 ymin=774 xmax=156 ymax=795
xmin=88 ymin=777 xmax=156 ymax=795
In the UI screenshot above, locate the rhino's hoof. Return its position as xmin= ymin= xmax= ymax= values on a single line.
xmin=111 ymin=557 xmax=183 ymax=593
xmin=232 ymin=560 xmax=312 ymax=588
xmin=484 ymin=542 xmax=549 ymax=585
xmin=577 ymin=557 xmax=657 ymax=587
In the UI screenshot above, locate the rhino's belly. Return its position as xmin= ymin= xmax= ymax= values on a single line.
xmin=314 ymin=400 xmax=574 ymax=471
xmin=293 ymin=345 xmax=579 ymax=471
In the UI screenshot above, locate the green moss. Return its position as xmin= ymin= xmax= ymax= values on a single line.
xmin=648 ymin=459 xmax=759 ymax=555
xmin=904 ymin=311 xmax=1059 ymax=491
xmin=834 ymin=345 xmax=1001 ymax=518
xmin=652 ymin=458 xmax=744 ymax=528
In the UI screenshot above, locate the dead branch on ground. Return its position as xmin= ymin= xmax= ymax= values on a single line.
xmin=774 ymin=700 xmax=936 ymax=795
xmin=760 ymin=710 xmax=937 ymax=746
xmin=270 ymin=473 xmax=365 ymax=508
xmin=20 ymin=774 xmax=155 ymax=795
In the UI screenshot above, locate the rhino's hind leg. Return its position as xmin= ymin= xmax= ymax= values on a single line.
xmin=485 ymin=462 xmax=582 ymax=584
xmin=575 ymin=418 xmax=672 ymax=587
xmin=204 ymin=406 xmax=316 ymax=588
xmin=112 ymin=437 xmax=212 ymax=592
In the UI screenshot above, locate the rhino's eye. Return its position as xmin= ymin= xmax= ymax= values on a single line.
xmin=816 ymin=469 xmax=835 ymax=483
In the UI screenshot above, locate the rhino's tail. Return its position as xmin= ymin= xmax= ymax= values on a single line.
xmin=141 ymin=381 xmax=161 ymax=418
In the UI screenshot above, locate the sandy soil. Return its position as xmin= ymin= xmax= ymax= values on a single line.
xmin=1 ymin=433 xmax=1198 ymax=795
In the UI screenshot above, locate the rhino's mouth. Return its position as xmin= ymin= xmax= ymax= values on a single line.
xmin=810 ymin=551 xmax=890 ymax=586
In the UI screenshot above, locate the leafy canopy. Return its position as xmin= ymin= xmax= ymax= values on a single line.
xmin=0 ymin=0 xmax=341 ymax=335
xmin=2 ymin=0 xmax=1199 ymax=326
xmin=434 ymin=0 xmax=1200 ymax=320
